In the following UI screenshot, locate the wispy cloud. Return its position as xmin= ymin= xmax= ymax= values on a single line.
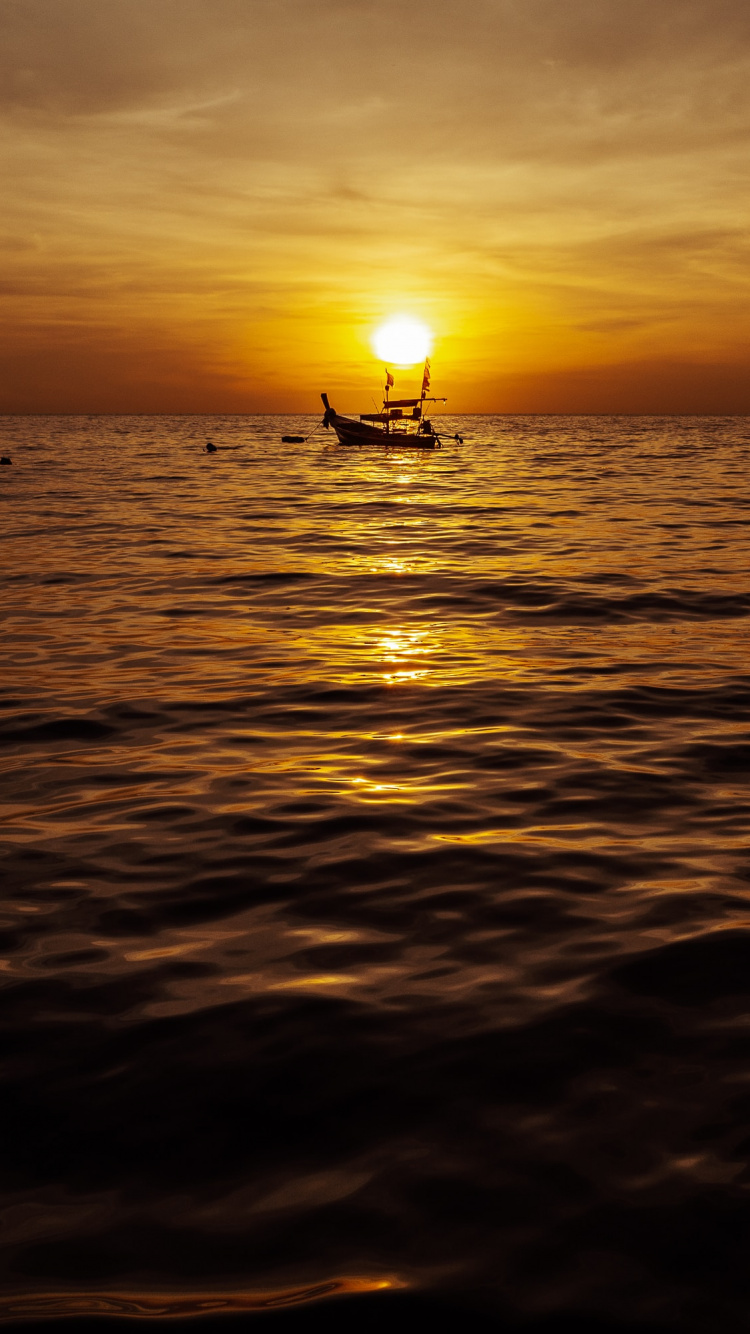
xmin=3 ymin=0 xmax=750 ymax=410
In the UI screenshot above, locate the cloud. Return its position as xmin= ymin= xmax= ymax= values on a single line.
xmin=2 ymin=0 xmax=750 ymax=409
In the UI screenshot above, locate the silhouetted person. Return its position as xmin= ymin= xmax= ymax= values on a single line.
xmin=205 ymin=441 xmax=217 ymax=453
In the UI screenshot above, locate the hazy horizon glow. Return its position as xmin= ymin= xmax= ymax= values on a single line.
xmin=3 ymin=1 xmax=750 ymax=414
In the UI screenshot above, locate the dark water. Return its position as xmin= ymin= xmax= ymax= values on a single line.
xmin=3 ymin=414 xmax=750 ymax=1333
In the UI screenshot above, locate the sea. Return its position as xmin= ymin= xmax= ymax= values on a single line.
xmin=3 ymin=413 xmax=750 ymax=1334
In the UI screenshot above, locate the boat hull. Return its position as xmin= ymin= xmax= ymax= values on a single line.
xmin=330 ymin=413 xmax=440 ymax=450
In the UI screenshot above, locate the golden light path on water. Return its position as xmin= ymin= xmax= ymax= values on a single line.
xmin=0 ymin=1276 xmax=400 ymax=1322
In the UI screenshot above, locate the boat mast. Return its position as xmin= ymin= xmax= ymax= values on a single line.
xmin=383 ymin=368 xmax=393 ymax=435
xmin=419 ymin=358 xmax=430 ymax=427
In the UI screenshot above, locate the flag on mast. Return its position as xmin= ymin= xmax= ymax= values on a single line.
xmin=421 ymin=359 xmax=431 ymax=395
xmin=385 ymin=371 xmax=394 ymax=390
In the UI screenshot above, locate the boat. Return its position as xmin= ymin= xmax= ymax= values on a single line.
xmin=320 ymin=360 xmax=462 ymax=450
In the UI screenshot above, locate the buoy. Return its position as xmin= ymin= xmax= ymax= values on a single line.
xmin=205 ymin=442 xmax=217 ymax=453
xmin=0 ymin=456 xmax=11 ymax=465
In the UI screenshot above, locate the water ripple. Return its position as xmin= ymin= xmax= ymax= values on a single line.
xmin=3 ymin=414 xmax=750 ymax=1329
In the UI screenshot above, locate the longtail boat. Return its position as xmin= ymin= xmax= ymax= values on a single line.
xmin=320 ymin=360 xmax=462 ymax=450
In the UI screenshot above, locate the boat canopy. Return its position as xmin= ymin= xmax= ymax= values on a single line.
xmin=383 ymin=398 xmax=420 ymax=408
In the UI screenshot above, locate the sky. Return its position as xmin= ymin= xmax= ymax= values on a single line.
xmin=2 ymin=0 xmax=750 ymax=414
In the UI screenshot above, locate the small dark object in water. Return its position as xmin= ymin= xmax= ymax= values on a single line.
xmin=0 ymin=456 xmax=11 ymax=465
xmin=205 ymin=442 xmax=217 ymax=453
xmin=281 ymin=435 xmax=306 ymax=444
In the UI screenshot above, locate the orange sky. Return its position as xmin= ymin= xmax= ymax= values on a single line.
xmin=3 ymin=0 xmax=750 ymax=414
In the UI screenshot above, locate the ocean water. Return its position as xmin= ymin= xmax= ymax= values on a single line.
xmin=3 ymin=413 xmax=750 ymax=1333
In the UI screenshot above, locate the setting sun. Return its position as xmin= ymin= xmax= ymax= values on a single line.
xmin=372 ymin=317 xmax=432 ymax=368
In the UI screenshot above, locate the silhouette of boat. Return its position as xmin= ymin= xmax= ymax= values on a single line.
xmin=321 ymin=360 xmax=461 ymax=450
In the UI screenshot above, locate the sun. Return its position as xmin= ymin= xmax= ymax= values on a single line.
xmin=372 ymin=316 xmax=432 ymax=367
